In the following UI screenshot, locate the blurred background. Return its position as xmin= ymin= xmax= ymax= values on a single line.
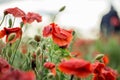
xmin=0 ymin=0 xmax=120 ymax=39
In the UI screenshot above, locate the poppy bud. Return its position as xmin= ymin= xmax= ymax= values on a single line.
xmin=47 ymin=73 xmax=55 ymax=80
xmin=8 ymin=18 xmax=12 ymax=28
xmin=95 ymin=54 xmax=104 ymax=61
xmin=59 ymin=6 xmax=66 ymax=12
xmin=34 ymin=35 xmax=40 ymax=42
xmin=8 ymin=33 xmax=16 ymax=42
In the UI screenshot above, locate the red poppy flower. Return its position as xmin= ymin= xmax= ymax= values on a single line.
xmin=93 ymin=67 xmax=117 ymax=80
xmin=92 ymin=61 xmax=105 ymax=74
xmin=43 ymin=23 xmax=73 ymax=47
xmin=0 ymin=57 xmax=11 ymax=75
xmin=4 ymin=7 xmax=25 ymax=17
xmin=52 ymin=23 xmax=73 ymax=47
xmin=1 ymin=70 xmax=35 ymax=80
xmin=92 ymin=61 xmax=117 ymax=80
xmin=0 ymin=27 xmax=22 ymax=43
xmin=43 ymin=25 xmax=52 ymax=37
xmin=22 ymin=12 xmax=42 ymax=24
xmin=44 ymin=62 xmax=56 ymax=76
xmin=58 ymin=59 xmax=92 ymax=78
xmin=93 ymin=74 xmax=105 ymax=80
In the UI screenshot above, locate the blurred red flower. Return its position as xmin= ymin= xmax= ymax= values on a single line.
xmin=0 ymin=57 xmax=11 ymax=75
xmin=0 ymin=27 xmax=22 ymax=43
xmin=92 ymin=61 xmax=105 ymax=74
xmin=43 ymin=23 xmax=73 ymax=47
xmin=58 ymin=58 xmax=92 ymax=78
xmin=4 ymin=7 xmax=25 ymax=17
xmin=92 ymin=62 xmax=117 ymax=80
xmin=44 ymin=62 xmax=56 ymax=76
xmin=0 ymin=70 xmax=35 ymax=80
xmin=22 ymin=12 xmax=42 ymax=24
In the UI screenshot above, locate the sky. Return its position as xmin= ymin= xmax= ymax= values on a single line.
xmin=0 ymin=0 xmax=120 ymax=39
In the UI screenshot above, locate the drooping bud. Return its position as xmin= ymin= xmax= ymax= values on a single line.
xmin=8 ymin=33 xmax=16 ymax=42
xmin=95 ymin=54 xmax=104 ymax=61
xmin=59 ymin=6 xmax=66 ymax=12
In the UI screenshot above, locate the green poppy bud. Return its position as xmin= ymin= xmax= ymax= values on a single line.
xmin=8 ymin=33 xmax=16 ymax=42
xmin=47 ymin=73 xmax=55 ymax=80
xmin=59 ymin=6 xmax=66 ymax=12
xmin=95 ymin=54 xmax=104 ymax=61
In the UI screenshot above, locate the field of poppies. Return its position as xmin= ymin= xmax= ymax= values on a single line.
xmin=0 ymin=6 xmax=120 ymax=80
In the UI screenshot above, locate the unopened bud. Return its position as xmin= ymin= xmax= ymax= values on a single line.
xmin=8 ymin=18 xmax=12 ymax=28
xmin=34 ymin=35 xmax=40 ymax=42
xmin=8 ymin=33 xmax=16 ymax=42
xmin=59 ymin=6 xmax=66 ymax=12
xmin=95 ymin=54 xmax=104 ymax=61
xmin=47 ymin=73 xmax=55 ymax=80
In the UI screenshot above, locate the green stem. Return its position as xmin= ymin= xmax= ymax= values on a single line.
xmin=11 ymin=38 xmax=22 ymax=65
xmin=70 ymin=75 xmax=74 ymax=80
xmin=0 ymin=14 xmax=6 ymax=26
xmin=52 ymin=12 xmax=59 ymax=22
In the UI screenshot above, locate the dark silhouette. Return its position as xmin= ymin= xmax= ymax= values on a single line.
xmin=100 ymin=5 xmax=120 ymax=36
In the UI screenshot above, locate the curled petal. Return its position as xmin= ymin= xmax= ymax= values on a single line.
xmin=4 ymin=7 xmax=25 ymax=17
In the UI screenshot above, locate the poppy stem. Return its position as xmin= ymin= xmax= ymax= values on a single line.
xmin=11 ymin=37 xmax=22 ymax=65
xmin=52 ymin=12 xmax=59 ymax=22
xmin=0 ymin=14 xmax=6 ymax=26
xmin=70 ymin=75 xmax=74 ymax=80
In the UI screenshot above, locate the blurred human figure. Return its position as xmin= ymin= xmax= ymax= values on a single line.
xmin=100 ymin=5 xmax=120 ymax=37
